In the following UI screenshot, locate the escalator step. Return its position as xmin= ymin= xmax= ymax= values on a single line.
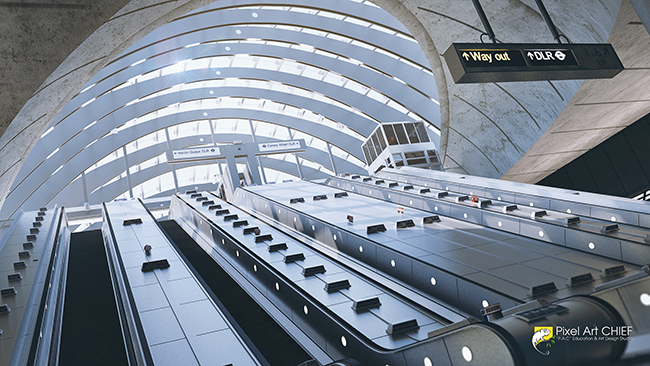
xmin=59 ymin=230 xmax=128 ymax=366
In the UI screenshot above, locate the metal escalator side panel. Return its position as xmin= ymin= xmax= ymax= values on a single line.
xmin=101 ymin=202 xmax=154 ymax=366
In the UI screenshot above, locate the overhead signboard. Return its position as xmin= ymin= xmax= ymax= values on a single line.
xmin=171 ymin=147 xmax=222 ymax=161
xmin=259 ymin=140 xmax=302 ymax=152
xmin=166 ymin=139 xmax=305 ymax=164
xmin=443 ymin=43 xmax=623 ymax=83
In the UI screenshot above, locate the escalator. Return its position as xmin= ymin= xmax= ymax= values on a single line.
xmin=159 ymin=220 xmax=314 ymax=366
xmin=58 ymin=230 xmax=128 ymax=366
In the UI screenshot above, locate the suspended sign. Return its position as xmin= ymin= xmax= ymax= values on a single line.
xmin=166 ymin=140 xmax=306 ymax=163
xmin=443 ymin=43 xmax=623 ymax=83
xmin=258 ymin=140 xmax=302 ymax=152
xmin=171 ymin=147 xmax=221 ymax=161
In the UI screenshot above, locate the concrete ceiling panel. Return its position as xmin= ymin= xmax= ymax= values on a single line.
xmin=444 ymin=126 xmax=503 ymax=177
xmin=0 ymin=0 xmax=132 ymax=137
xmin=517 ymin=0 xmax=622 ymax=43
xmin=504 ymin=1 xmax=650 ymax=184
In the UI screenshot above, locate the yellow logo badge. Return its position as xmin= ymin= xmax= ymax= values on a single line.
xmin=532 ymin=326 xmax=555 ymax=355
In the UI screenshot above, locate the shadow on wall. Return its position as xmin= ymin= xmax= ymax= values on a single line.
xmin=537 ymin=112 xmax=650 ymax=199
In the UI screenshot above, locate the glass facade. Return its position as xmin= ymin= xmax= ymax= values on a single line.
xmin=0 ymin=0 xmax=440 ymax=219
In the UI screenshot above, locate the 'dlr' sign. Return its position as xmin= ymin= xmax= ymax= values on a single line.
xmin=525 ymin=49 xmax=578 ymax=66
xmin=444 ymin=43 xmax=623 ymax=83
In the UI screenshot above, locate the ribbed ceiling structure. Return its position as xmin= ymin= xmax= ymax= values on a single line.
xmin=1 ymin=0 xmax=440 ymax=220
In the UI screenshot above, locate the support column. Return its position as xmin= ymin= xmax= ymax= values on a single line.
xmin=81 ymin=171 xmax=89 ymax=204
xmin=326 ymin=142 xmax=338 ymax=175
xmin=288 ymin=128 xmax=304 ymax=180
xmin=164 ymin=128 xmax=180 ymax=191
xmin=222 ymin=153 xmax=240 ymax=201
xmin=248 ymin=119 xmax=268 ymax=184
xmin=209 ymin=119 xmax=223 ymax=186
xmin=122 ymin=146 xmax=134 ymax=199
xmin=208 ymin=119 xmax=217 ymax=146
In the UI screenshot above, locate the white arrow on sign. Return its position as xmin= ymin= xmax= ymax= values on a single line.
xmin=527 ymin=52 xmax=534 ymax=60
xmin=555 ymin=50 xmax=566 ymax=61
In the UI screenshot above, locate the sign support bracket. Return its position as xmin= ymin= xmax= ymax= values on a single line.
xmin=534 ymin=0 xmax=566 ymax=44
xmin=471 ymin=0 xmax=497 ymax=43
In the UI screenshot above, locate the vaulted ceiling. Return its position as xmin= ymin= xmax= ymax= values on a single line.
xmin=2 ymin=0 xmax=649 ymax=219
xmin=0 ymin=0 xmax=441 ymax=219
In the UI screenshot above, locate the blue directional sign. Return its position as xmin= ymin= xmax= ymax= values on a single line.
xmin=444 ymin=43 xmax=623 ymax=83
xmin=166 ymin=140 xmax=305 ymax=163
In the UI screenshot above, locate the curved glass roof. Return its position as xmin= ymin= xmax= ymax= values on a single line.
xmin=0 ymin=0 xmax=440 ymax=219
